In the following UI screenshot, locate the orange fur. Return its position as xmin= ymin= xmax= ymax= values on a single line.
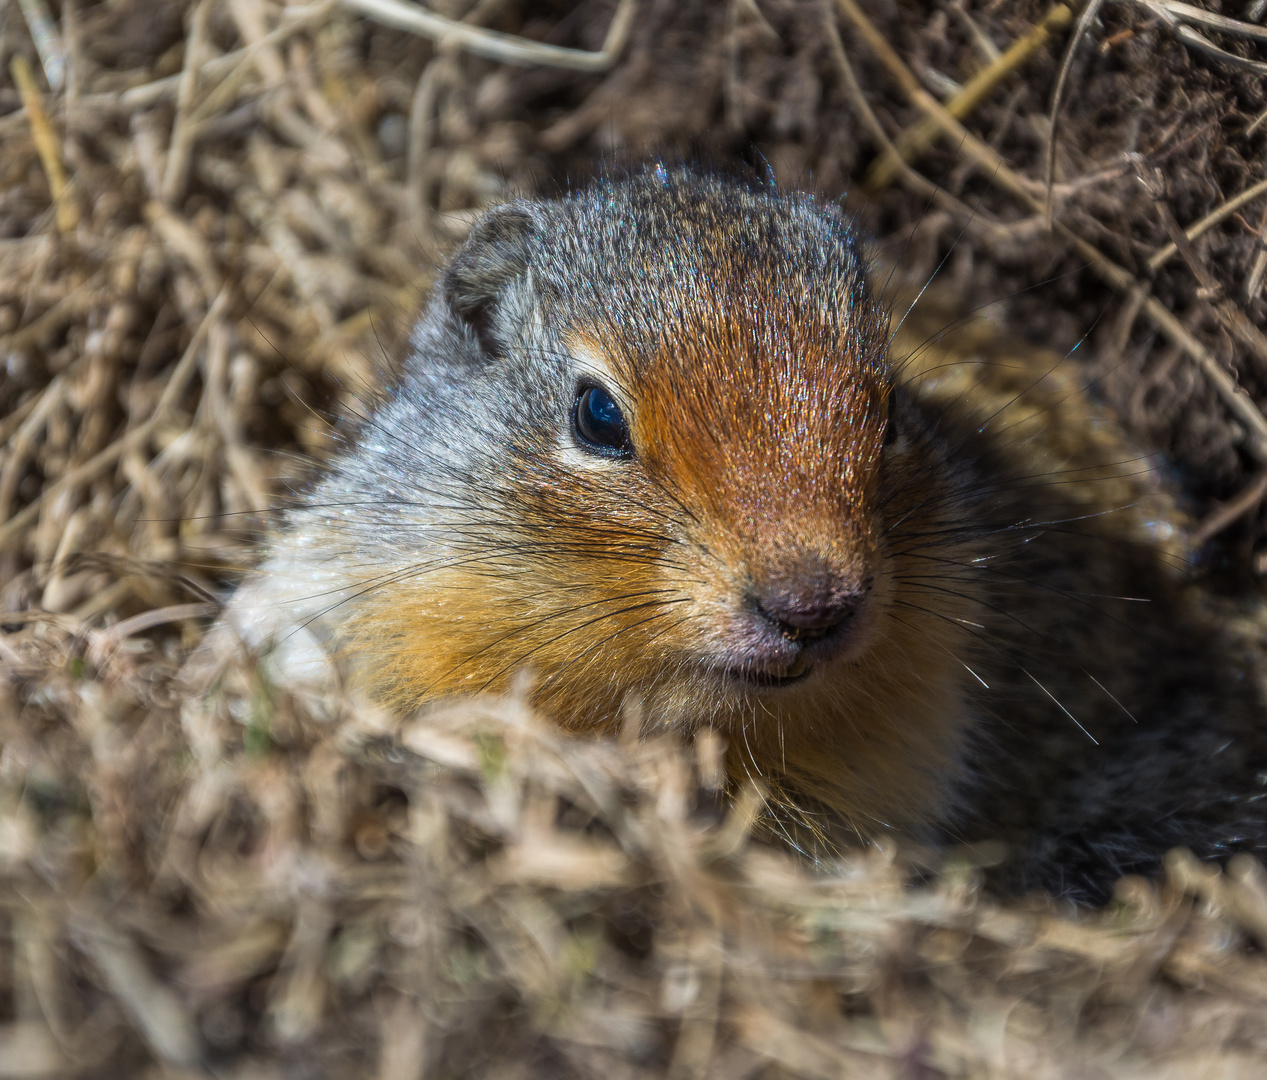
xmin=342 ymin=267 xmax=982 ymax=841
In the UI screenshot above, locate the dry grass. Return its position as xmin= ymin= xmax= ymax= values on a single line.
xmin=2 ymin=0 xmax=1267 ymax=1075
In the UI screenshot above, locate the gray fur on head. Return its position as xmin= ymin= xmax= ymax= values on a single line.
xmin=335 ymin=164 xmax=879 ymax=543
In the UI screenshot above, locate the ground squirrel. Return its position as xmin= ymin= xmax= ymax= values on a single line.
xmin=214 ymin=167 xmax=1267 ymax=901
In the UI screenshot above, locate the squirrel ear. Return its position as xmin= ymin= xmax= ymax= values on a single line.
xmin=441 ymin=203 xmax=539 ymax=356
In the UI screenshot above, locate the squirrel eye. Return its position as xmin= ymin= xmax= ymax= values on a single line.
xmin=574 ymin=384 xmax=633 ymax=457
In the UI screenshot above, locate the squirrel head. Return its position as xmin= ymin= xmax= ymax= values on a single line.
xmin=339 ymin=169 xmax=969 ymax=784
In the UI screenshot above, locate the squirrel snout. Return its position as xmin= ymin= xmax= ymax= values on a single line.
xmin=739 ymin=555 xmax=879 ymax=670
xmin=749 ymin=575 xmax=871 ymax=644
xmin=720 ymin=564 xmax=878 ymax=689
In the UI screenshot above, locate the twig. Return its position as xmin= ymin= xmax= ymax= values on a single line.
xmin=60 ymin=0 xmax=81 ymax=106
xmin=1191 ymin=472 xmax=1267 ymax=545
xmin=1045 ymin=0 xmax=1105 ymax=228
xmin=339 ymin=0 xmax=637 ymax=71
xmin=184 ymin=34 xmax=285 ymax=129
xmin=160 ymin=0 xmax=213 ymax=205
xmin=0 ymin=390 xmax=41 ymax=449
xmin=69 ymin=912 xmax=202 ymax=1069
xmin=837 ymin=0 xmax=1039 ymax=208
xmin=1137 ymin=0 xmax=1267 ymax=75
xmin=0 ymin=374 xmax=65 ymax=524
xmin=1142 ymin=0 xmax=1267 ymax=41
xmin=88 ymin=603 xmax=218 ymax=667
xmin=948 ymin=0 xmax=1002 ymax=64
xmin=407 ymin=56 xmax=457 ymax=233
xmin=18 ymin=0 xmax=65 ymax=91
xmin=1138 ymin=294 xmax=1267 ymax=462
xmin=227 ymin=0 xmax=288 ymax=87
xmin=734 ymin=0 xmax=779 ymax=42
xmin=10 ymin=54 xmax=77 ymax=233
xmin=1171 ymin=23 xmax=1267 ymax=76
xmin=147 ymin=201 xmax=223 ymax=302
xmin=1246 ymin=200 xmax=1267 ymax=302
xmin=404 ymin=0 xmax=503 ymax=232
xmin=865 ymin=1 xmax=1074 ymax=192
xmin=1146 ymin=176 xmax=1267 ymax=274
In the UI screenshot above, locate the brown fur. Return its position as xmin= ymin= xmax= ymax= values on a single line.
xmin=341 ymin=277 xmax=992 ymax=840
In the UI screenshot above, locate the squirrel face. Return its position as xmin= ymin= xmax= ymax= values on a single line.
xmin=564 ymin=257 xmax=890 ymax=687
xmin=309 ymin=170 xmax=975 ymax=831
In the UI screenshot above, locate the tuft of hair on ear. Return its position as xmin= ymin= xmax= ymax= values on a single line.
xmin=441 ymin=203 xmax=539 ymax=357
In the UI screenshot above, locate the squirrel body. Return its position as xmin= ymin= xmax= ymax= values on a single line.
xmin=219 ymin=169 xmax=1267 ymax=899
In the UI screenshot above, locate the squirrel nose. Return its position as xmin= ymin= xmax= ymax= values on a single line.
xmin=750 ymin=578 xmax=868 ymax=642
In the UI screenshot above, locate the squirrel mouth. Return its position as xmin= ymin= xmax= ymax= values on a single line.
xmin=726 ymin=654 xmax=813 ymax=689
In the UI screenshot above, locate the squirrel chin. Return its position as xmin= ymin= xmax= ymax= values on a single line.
xmin=722 ymin=661 xmax=813 ymax=689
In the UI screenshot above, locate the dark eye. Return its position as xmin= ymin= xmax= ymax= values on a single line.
xmin=574 ymin=384 xmax=633 ymax=457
